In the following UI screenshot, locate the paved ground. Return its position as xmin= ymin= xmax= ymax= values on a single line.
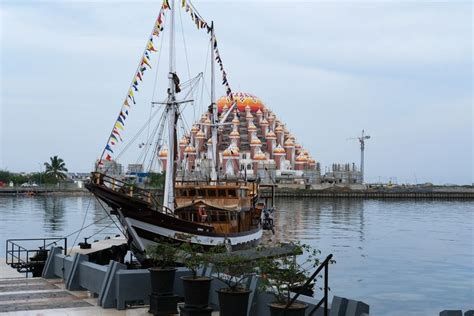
xmin=0 ymin=263 xmax=219 ymax=315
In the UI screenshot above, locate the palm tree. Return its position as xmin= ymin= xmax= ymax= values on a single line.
xmin=44 ymin=156 xmax=68 ymax=181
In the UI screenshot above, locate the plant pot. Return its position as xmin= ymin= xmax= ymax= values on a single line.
xmin=181 ymin=276 xmax=212 ymax=308
xmin=149 ymin=267 xmax=177 ymax=295
xmin=268 ymin=302 xmax=308 ymax=316
xmin=217 ymin=288 xmax=251 ymax=316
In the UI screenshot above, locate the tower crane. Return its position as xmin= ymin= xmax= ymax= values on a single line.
xmin=347 ymin=130 xmax=371 ymax=183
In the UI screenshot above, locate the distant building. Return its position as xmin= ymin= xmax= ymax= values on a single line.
xmin=97 ymin=160 xmax=123 ymax=175
xmin=127 ymin=164 xmax=144 ymax=174
xmin=322 ymin=163 xmax=362 ymax=184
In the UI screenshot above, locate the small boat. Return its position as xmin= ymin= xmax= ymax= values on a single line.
xmin=86 ymin=0 xmax=275 ymax=258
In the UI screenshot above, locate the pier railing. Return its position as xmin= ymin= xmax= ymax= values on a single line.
xmin=5 ymin=238 xmax=67 ymax=276
xmin=285 ymin=253 xmax=333 ymax=316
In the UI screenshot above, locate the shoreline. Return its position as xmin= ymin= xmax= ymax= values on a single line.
xmin=1 ymin=186 xmax=472 ymax=199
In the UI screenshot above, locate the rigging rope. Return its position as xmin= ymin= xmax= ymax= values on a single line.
xmin=68 ymin=196 xmax=92 ymax=254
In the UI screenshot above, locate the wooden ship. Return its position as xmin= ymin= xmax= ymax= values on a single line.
xmin=86 ymin=0 xmax=275 ymax=258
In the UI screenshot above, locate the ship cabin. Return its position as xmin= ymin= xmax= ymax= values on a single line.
xmin=173 ymin=183 xmax=263 ymax=234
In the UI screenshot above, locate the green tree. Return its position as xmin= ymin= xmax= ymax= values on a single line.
xmin=147 ymin=172 xmax=166 ymax=188
xmin=44 ymin=156 xmax=68 ymax=181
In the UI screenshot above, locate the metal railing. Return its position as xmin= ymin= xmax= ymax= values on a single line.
xmin=6 ymin=238 xmax=67 ymax=276
xmin=284 ymin=253 xmax=334 ymax=316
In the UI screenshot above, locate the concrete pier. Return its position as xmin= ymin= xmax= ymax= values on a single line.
xmin=0 ymin=262 xmax=151 ymax=315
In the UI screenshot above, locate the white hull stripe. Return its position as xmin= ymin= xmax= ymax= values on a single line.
xmin=124 ymin=217 xmax=262 ymax=250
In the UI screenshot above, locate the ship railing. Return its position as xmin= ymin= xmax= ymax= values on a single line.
xmin=284 ymin=253 xmax=333 ymax=316
xmin=5 ymin=238 xmax=67 ymax=276
xmin=91 ymin=172 xmax=174 ymax=216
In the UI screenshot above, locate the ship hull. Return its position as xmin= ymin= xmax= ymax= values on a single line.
xmin=122 ymin=214 xmax=262 ymax=251
xmin=86 ymin=181 xmax=262 ymax=253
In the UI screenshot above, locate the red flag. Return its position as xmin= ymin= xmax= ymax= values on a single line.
xmin=105 ymin=154 xmax=112 ymax=161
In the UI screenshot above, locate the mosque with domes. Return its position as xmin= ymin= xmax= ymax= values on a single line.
xmin=102 ymin=92 xmax=362 ymax=187
xmin=158 ymin=92 xmax=325 ymax=186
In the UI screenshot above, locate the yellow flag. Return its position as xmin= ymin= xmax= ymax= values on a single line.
xmin=115 ymin=122 xmax=124 ymax=130
xmin=142 ymin=57 xmax=152 ymax=68
xmin=147 ymin=42 xmax=157 ymax=52
xmin=181 ymin=0 xmax=186 ymax=7
xmin=129 ymin=89 xmax=134 ymax=97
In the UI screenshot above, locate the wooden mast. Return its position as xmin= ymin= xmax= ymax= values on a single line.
xmin=163 ymin=0 xmax=176 ymax=210
xmin=210 ymin=22 xmax=218 ymax=182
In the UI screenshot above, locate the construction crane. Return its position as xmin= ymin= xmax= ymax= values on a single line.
xmin=347 ymin=130 xmax=371 ymax=183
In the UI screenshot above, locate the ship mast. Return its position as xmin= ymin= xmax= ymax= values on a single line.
xmin=163 ymin=0 xmax=177 ymax=210
xmin=210 ymin=22 xmax=218 ymax=182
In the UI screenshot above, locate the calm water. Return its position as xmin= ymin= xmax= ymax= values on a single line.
xmin=0 ymin=196 xmax=472 ymax=315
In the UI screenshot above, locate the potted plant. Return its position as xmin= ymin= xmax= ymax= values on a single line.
xmin=258 ymin=242 xmax=324 ymax=316
xmin=146 ymin=241 xmax=179 ymax=295
xmin=179 ymin=240 xmax=213 ymax=309
xmin=210 ymin=248 xmax=257 ymax=316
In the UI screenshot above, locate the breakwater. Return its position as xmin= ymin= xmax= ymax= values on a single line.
xmin=1 ymin=186 xmax=473 ymax=199
xmin=262 ymin=187 xmax=474 ymax=199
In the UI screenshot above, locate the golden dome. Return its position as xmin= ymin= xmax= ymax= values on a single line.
xmin=295 ymin=153 xmax=308 ymax=162
xmin=294 ymin=143 xmax=302 ymax=149
xmin=250 ymin=137 xmax=262 ymax=145
xmin=275 ymin=125 xmax=284 ymax=132
xmin=207 ymin=138 xmax=213 ymax=144
xmin=196 ymin=130 xmax=206 ymax=139
xmin=260 ymin=118 xmax=268 ymax=125
xmin=248 ymin=124 xmax=257 ymax=131
xmin=217 ymin=92 xmax=265 ymax=113
xmin=184 ymin=145 xmax=196 ymax=154
xmin=245 ymin=112 xmax=253 ymax=119
xmin=230 ymin=130 xmax=240 ymax=137
xmin=256 ymin=109 xmax=263 ymax=115
xmin=253 ymin=151 xmax=267 ymax=160
xmin=273 ymin=145 xmax=286 ymax=154
xmin=232 ymin=117 xmax=240 ymax=125
xmin=284 ymin=138 xmax=295 ymax=147
xmin=191 ymin=125 xmax=200 ymax=133
xmin=223 ymin=148 xmax=232 ymax=157
xmin=158 ymin=148 xmax=168 ymax=157
xmin=266 ymin=131 xmax=276 ymax=139
xmin=179 ymin=136 xmax=189 ymax=145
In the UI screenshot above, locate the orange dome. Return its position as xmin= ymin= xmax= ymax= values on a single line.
xmin=295 ymin=153 xmax=308 ymax=162
xmin=266 ymin=131 xmax=276 ymax=139
xmin=217 ymin=92 xmax=265 ymax=113
xmin=223 ymin=148 xmax=232 ymax=157
xmin=250 ymin=137 xmax=262 ymax=145
xmin=184 ymin=145 xmax=196 ymax=154
xmin=254 ymin=150 xmax=266 ymax=160
xmin=196 ymin=130 xmax=206 ymax=139
xmin=158 ymin=148 xmax=168 ymax=157
xmin=284 ymin=138 xmax=295 ymax=147
xmin=273 ymin=145 xmax=286 ymax=154
xmin=179 ymin=136 xmax=189 ymax=145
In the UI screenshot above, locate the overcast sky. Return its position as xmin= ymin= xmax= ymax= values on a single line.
xmin=1 ymin=0 xmax=472 ymax=184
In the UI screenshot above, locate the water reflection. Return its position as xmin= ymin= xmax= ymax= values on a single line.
xmin=42 ymin=196 xmax=66 ymax=233
xmin=0 ymin=196 xmax=472 ymax=315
